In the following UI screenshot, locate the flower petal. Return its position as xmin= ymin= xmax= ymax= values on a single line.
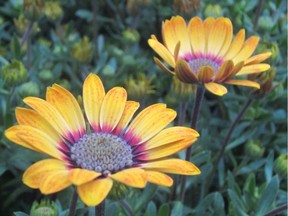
xmin=223 ymin=29 xmax=245 ymax=60
xmin=110 ymin=168 xmax=147 ymax=188
xmin=69 ymin=168 xmax=101 ymax=186
xmin=83 ymin=74 xmax=105 ymax=132
xmin=23 ymin=97 xmax=74 ymax=143
xmin=217 ymin=18 xmax=233 ymax=57
xmin=141 ymin=159 xmax=201 ymax=175
xmin=245 ymin=52 xmax=272 ymax=65
xmin=214 ymin=60 xmax=234 ymax=82
xmin=77 ymin=178 xmax=113 ymax=206
xmin=175 ymin=60 xmax=198 ymax=83
xmin=146 ymin=171 xmax=173 ymax=187
xmin=124 ymin=104 xmax=176 ymax=146
xmin=197 ymin=66 xmax=214 ymax=83
xmin=188 ymin=17 xmax=205 ymax=54
xmin=203 ymin=17 xmax=215 ymax=53
xmin=148 ymin=37 xmax=175 ymax=67
xmin=46 ymin=84 xmax=86 ymax=141
xmin=100 ymin=87 xmax=127 ymax=133
xmin=232 ymin=36 xmax=260 ymax=64
xmin=39 ymin=170 xmax=71 ymax=194
xmin=153 ymin=57 xmax=175 ymax=75
xmin=236 ymin=63 xmax=270 ymax=75
xmin=5 ymin=125 xmax=64 ymax=160
xmin=23 ymin=159 xmax=68 ymax=189
xmin=112 ymin=101 xmax=140 ymax=135
xmin=204 ymin=82 xmax=228 ymax=96
xmin=225 ymin=80 xmax=260 ymax=89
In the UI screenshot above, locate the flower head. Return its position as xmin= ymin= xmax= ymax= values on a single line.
xmin=148 ymin=16 xmax=272 ymax=96
xmin=5 ymin=73 xmax=200 ymax=206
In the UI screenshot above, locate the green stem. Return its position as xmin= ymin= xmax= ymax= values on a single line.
xmin=264 ymin=204 xmax=288 ymax=216
xmin=204 ymin=97 xmax=253 ymax=196
xmin=20 ymin=21 xmax=33 ymax=47
xmin=68 ymin=189 xmax=78 ymax=216
xmin=119 ymin=199 xmax=135 ymax=216
xmin=96 ymin=200 xmax=105 ymax=216
xmin=179 ymin=85 xmax=205 ymax=202
xmin=92 ymin=0 xmax=99 ymax=57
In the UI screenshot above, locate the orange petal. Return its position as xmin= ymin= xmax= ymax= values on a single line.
xmin=214 ymin=61 xmax=234 ymax=82
xmin=124 ymin=104 xmax=176 ymax=146
xmin=141 ymin=159 xmax=201 ymax=175
xmin=223 ymin=29 xmax=245 ymax=60
xmin=197 ymin=66 xmax=214 ymax=83
xmin=100 ymin=87 xmax=127 ymax=133
xmin=23 ymin=97 xmax=74 ymax=143
xmin=77 ymin=178 xmax=113 ymax=206
xmin=39 ymin=170 xmax=71 ymax=194
xmin=5 ymin=125 xmax=64 ymax=160
xmin=217 ymin=18 xmax=233 ymax=57
xmin=110 ymin=168 xmax=147 ymax=188
xmin=146 ymin=171 xmax=173 ymax=187
xmin=23 ymin=159 xmax=68 ymax=189
xmin=46 ymin=84 xmax=86 ymax=141
xmin=83 ymin=73 xmax=105 ymax=132
xmin=175 ymin=60 xmax=198 ymax=83
xmin=153 ymin=57 xmax=175 ymax=75
xmin=112 ymin=101 xmax=140 ymax=135
xmin=245 ymin=52 xmax=272 ymax=65
xmin=148 ymin=38 xmax=175 ymax=67
xmin=143 ymin=126 xmax=199 ymax=150
xmin=188 ymin=17 xmax=205 ymax=54
xmin=204 ymin=82 xmax=228 ymax=96
xmin=225 ymin=80 xmax=260 ymax=89
xmin=69 ymin=168 xmax=101 ymax=186
xmin=236 ymin=63 xmax=270 ymax=75
xmin=232 ymin=36 xmax=260 ymax=64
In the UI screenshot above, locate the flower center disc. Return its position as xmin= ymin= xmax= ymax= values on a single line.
xmin=188 ymin=58 xmax=221 ymax=74
xmin=70 ymin=133 xmax=133 ymax=175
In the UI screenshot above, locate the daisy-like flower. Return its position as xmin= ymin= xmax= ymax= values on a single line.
xmin=5 ymin=73 xmax=200 ymax=206
xmin=148 ymin=16 xmax=272 ymax=96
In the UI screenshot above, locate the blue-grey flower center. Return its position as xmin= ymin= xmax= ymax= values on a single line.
xmin=70 ymin=133 xmax=133 ymax=175
xmin=188 ymin=58 xmax=220 ymax=74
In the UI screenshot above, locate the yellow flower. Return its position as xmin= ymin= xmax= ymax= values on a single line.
xmin=5 ymin=73 xmax=200 ymax=206
xmin=148 ymin=16 xmax=272 ymax=96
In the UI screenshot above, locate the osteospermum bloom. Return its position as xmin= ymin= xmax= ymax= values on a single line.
xmin=5 ymin=73 xmax=200 ymax=206
xmin=148 ymin=16 xmax=272 ymax=96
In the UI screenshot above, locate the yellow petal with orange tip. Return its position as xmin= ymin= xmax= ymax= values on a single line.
xmin=112 ymin=101 xmax=140 ymax=135
xmin=175 ymin=60 xmax=198 ymax=83
xmin=77 ymin=178 xmax=113 ymax=206
xmin=146 ymin=171 xmax=173 ymax=187
xmin=23 ymin=97 xmax=74 ymax=143
xmin=69 ymin=168 xmax=101 ymax=186
xmin=124 ymin=104 xmax=176 ymax=146
xmin=223 ymin=29 xmax=245 ymax=60
xmin=188 ymin=17 xmax=205 ymax=54
xmin=46 ymin=84 xmax=86 ymax=141
xmin=83 ymin=73 xmax=105 ymax=132
xmin=110 ymin=168 xmax=147 ymax=188
xmin=245 ymin=52 xmax=272 ymax=65
xmin=217 ymin=18 xmax=233 ymax=58
xmin=236 ymin=63 xmax=270 ymax=75
xmin=148 ymin=37 xmax=175 ymax=67
xmin=100 ymin=87 xmax=127 ymax=133
xmin=143 ymin=126 xmax=199 ymax=150
xmin=232 ymin=36 xmax=260 ymax=64
xmin=141 ymin=159 xmax=201 ymax=175
xmin=39 ymin=170 xmax=71 ymax=194
xmin=203 ymin=17 xmax=216 ymax=53
xmin=197 ymin=66 xmax=214 ymax=83
xmin=214 ymin=60 xmax=234 ymax=82
xmin=204 ymin=82 xmax=228 ymax=96
xmin=225 ymin=80 xmax=260 ymax=89
xmin=154 ymin=57 xmax=175 ymax=75
xmin=23 ymin=159 xmax=68 ymax=189
xmin=138 ymin=136 xmax=197 ymax=160
xmin=5 ymin=125 xmax=64 ymax=160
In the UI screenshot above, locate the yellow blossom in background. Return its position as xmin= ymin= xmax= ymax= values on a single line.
xmin=5 ymin=73 xmax=200 ymax=206
xmin=71 ymin=36 xmax=93 ymax=63
xmin=148 ymin=16 xmax=272 ymax=96
xmin=171 ymin=76 xmax=196 ymax=100
xmin=44 ymin=1 xmax=63 ymax=22
xmin=1 ymin=60 xmax=27 ymax=85
xmin=14 ymin=15 xmax=40 ymax=36
xmin=23 ymin=0 xmax=45 ymax=21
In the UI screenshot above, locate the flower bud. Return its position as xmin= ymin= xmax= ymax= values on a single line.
xmin=108 ymin=181 xmax=129 ymax=201
xmin=1 ymin=60 xmax=27 ymax=85
xmin=257 ymin=41 xmax=279 ymax=62
xmin=274 ymin=154 xmax=288 ymax=178
xmin=58 ymin=79 xmax=71 ymax=90
xmin=173 ymin=0 xmax=200 ymax=14
xmin=14 ymin=15 xmax=40 ymax=36
xmin=23 ymin=0 xmax=45 ymax=21
xmin=71 ymin=36 xmax=93 ymax=63
xmin=204 ymin=4 xmax=223 ymax=18
xmin=122 ymin=28 xmax=140 ymax=44
xmin=38 ymin=69 xmax=53 ymax=81
xmin=258 ymin=16 xmax=274 ymax=31
xmin=171 ymin=76 xmax=195 ymax=101
xmin=245 ymin=140 xmax=265 ymax=159
xmin=18 ymin=81 xmax=40 ymax=97
xmin=30 ymin=199 xmax=58 ymax=216
xmin=44 ymin=1 xmax=63 ymax=22
xmin=126 ymin=0 xmax=152 ymax=15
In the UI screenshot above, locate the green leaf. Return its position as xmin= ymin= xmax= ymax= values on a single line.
xmin=158 ymin=203 xmax=170 ymax=216
xmin=144 ymin=201 xmax=157 ymax=216
xmin=227 ymin=189 xmax=248 ymax=216
xmin=255 ymin=176 xmax=279 ymax=216
xmin=171 ymin=201 xmax=183 ymax=216
xmin=75 ymin=9 xmax=93 ymax=22
xmin=13 ymin=212 xmax=29 ymax=216
xmin=135 ymin=184 xmax=157 ymax=213
xmin=237 ymin=159 xmax=266 ymax=175
xmin=265 ymin=151 xmax=274 ymax=182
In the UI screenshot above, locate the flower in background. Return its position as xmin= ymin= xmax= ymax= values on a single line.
xmin=44 ymin=1 xmax=63 ymax=22
xmin=23 ymin=0 xmax=45 ymax=21
xmin=1 ymin=59 xmax=27 ymax=85
xmin=71 ymin=36 xmax=93 ymax=63
xmin=171 ymin=76 xmax=196 ymax=101
xmin=173 ymin=0 xmax=200 ymax=14
xmin=30 ymin=199 xmax=58 ymax=216
xmin=5 ymin=73 xmax=200 ymax=206
xmin=148 ymin=16 xmax=271 ymax=96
